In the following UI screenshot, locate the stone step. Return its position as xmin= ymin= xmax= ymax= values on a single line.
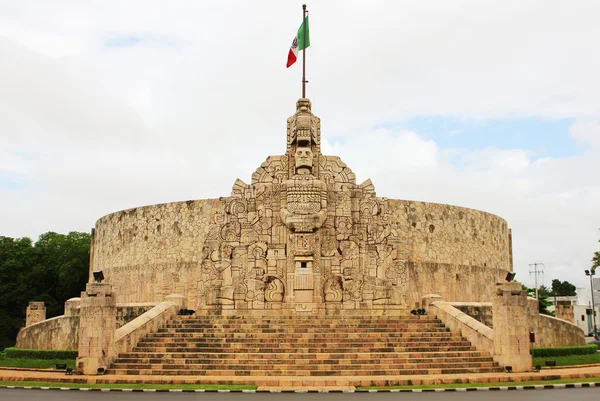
xmin=167 ymin=320 xmax=443 ymax=329
xmin=110 ymin=361 xmax=498 ymax=371
xmin=108 ymin=313 xmax=499 ymax=377
xmin=137 ymin=338 xmax=471 ymax=349
xmin=177 ymin=316 xmax=432 ymax=321
xmin=117 ymin=350 xmax=492 ymax=360
xmin=105 ymin=366 xmax=504 ymax=376
xmin=157 ymin=326 xmax=448 ymax=334
xmin=131 ymin=345 xmax=476 ymax=353
xmin=171 ymin=317 xmax=441 ymax=322
xmin=113 ymin=356 xmax=495 ymax=365
xmin=147 ymin=331 xmax=458 ymax=339
xmin=160 ymin=326 xmax=446 ymax=332
xmin=173 ymin=317 xmax=440 ymax=322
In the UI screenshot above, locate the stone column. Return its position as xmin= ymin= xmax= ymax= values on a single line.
xmin=165 ymin=293 xmax=188 ymax=310
xmin=422 ymin=294 xmax=443 ymax=312
xmin=25 ymin=302 xmax=46 ymax=327
xmin=76 ymin=283 xmax=117 ymax=375
xmin=492 ymin=282 xmax=532 ymax=372
xmin=64 ymin=298 xmax=81 ymax=317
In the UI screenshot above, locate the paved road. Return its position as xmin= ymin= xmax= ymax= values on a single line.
xmin=1 ymin=388 xmax=599 ymax=401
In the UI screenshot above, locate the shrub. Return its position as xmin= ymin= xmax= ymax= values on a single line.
xmin=3 ymin=348 xmax=77 ymax=360
xmin=531 ymin=345 xmax=598 ymax=357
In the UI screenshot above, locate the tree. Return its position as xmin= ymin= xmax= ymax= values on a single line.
xmin=592 ymin=229 xmax=600 ymax=273
xmin=0 ymin=231 xmax=91 ymax=351
xmin=521 ymin=284 xmax=554 ymax=316
xmin=537 ymin=285 xmax=552 ymax=297
xmin=551 ymin=279 xmax=577 ymax=297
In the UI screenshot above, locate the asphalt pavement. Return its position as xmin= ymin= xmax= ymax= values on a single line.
xmin=1 ymin=387 xmax=600 ymax=401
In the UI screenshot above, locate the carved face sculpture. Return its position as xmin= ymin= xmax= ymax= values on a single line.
xmin=295 ymin=147 xmax=313 ymax=170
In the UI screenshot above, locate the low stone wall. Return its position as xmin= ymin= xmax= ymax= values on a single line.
xmin=15 ymin=301 xmax=158 ymax=351
xmin=114 ymin=301 xmax=179 ymax=356
xmin=526 ymin=298 xmax=586 ymax=347
xmin=449 ymin=302 xmax=493 ymax=328
xmin=430 ymin=301 xmax=494 ymax=356
xmin=16 ymin=316 xmax=79 ymax=351
xmin=116 ymin=303 xmax=157 ymax=328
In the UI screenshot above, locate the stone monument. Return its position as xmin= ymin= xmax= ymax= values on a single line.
xmin=196 ymin=98 xmax=412 ymax=314
xmin=90 ymin=98 xmax=513 ymax=315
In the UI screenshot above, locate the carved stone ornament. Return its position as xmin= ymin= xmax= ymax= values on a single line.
xmin=264 ymin=276 xmax=284 ymax=302
xmin=280 ymin=175 xmax=327 ymax=232
xmin=323 ymin=276 xmax=343 ymax=302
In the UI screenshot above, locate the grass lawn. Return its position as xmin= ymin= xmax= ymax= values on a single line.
xmin=0 ymin=358 xmax=76 ymax=369
xmin=0 ymin=381 xmax=256 ymax=390
xmin=358 ymin=377 xmax=600 ymax=390
xmin=533 ymin=352 xmax=600 ymax=367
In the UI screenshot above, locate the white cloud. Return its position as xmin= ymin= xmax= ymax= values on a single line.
xmin=570 ymin=121 xmax=600 ymax=147
xmin=0 ymin=1 xmax=599 ymax=289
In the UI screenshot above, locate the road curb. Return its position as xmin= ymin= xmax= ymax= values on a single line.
xmin=0 ymin=382 xmax=598 ymax=392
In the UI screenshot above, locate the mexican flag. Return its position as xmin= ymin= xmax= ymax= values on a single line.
xmin=286 ymin=16 xmax=310 ymax=68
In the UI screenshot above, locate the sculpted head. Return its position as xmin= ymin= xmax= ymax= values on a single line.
xmin=295 ymin=147 xmax=313 ymax=170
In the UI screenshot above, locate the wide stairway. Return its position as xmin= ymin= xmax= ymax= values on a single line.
xmin=107 ymin=315 xmax=503 ymax=376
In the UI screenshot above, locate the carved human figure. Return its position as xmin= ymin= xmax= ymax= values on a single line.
xmin=295 ymin=147 xmax=313 ymax=173
xmin=280 ymin=176 xmax=327 ymax=232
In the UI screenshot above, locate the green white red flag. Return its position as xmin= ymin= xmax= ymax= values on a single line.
xmin=286 ymin=16 xmax=310 ymax=68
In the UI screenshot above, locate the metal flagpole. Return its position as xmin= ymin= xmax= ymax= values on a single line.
xmin=302 ymin=4 xmax=307 ymax=98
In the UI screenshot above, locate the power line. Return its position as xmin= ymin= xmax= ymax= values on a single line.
xmin=529 ymin=262 xmax=545 ymax=299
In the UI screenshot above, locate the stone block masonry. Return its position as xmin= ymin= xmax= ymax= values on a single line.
xmin=76 ymin=283 xmax=116 ymax=375
xmin=89 ymin=98 xmax=512 ymax=315
xmin=492 ymin=282 xmax=532 ymax=372
xmin=25 ymin=301 xmax=46 ymax=327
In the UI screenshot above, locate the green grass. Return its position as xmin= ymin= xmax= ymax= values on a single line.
xmin=0 ymin=381 xmax=256 ymax=390
xmin=533 ymin=352 xmax=600 ymax=367
xmin=0 ymin=358 xmax=76 ymax=369
xmin=358 ymin=377 xmax=600 ymax=390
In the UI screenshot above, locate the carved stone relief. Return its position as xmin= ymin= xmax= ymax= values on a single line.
xmin=195 ymin=98 xmax=409 ymax=312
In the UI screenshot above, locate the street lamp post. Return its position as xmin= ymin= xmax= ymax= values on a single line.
xmin=585 ymin=269 xmax=597 ymax=337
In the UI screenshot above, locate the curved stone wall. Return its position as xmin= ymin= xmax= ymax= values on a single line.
xmin=526 ymin=298 xmax=586 ymax=347
xmin=16 ymin=316 xmax=79 ymax=350
xmin=91 ymin=197 xmax=511 ymax=308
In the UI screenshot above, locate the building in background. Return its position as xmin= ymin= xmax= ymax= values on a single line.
xmin=548 ymin=285 xmax=599 ymax=336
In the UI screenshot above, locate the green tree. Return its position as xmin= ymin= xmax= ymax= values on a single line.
xmin=0 ymin=236 xmax=36 ymax=350
xmin=551 ymin=279 xmax=577 ymax=297
xmin=0 ymin=231 xmax=91 ymax=351
xmin=538 ymin=285 xmax=552 ymax=297
xmin=521 ymin=284 xmax=554 ymax=316
xmin=31 ymin=232 xmax=91 ymax=317
xmin=592 ymin=229 xmax=600 ymax=273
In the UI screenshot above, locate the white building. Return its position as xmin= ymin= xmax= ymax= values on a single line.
xmin=548 ymin=287 xmax=598 ymax=336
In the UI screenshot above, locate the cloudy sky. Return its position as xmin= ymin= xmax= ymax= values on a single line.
xmin=1 ymin=1 xmax=599 ymax=290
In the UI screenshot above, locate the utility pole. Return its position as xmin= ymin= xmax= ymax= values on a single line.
xmin=529 ymin=262 xmax=545 ymax=299
xmin=585 ymin=269 xmax=597 ymax=337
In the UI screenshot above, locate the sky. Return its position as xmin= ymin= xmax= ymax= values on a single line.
xmin=0 ymin=1 xmax=599 ymax=290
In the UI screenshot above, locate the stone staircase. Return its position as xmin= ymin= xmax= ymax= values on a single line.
xmin=107 ymin=315 xmax=503 ymax=376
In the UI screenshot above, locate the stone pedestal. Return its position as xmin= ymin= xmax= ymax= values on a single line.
xmin=421 ymin=294 xmax=443 ymax=311
xmin=165 ymin=293 xmax=188 ymax=310
xmin=65 ymin=297 xmax=81 ymax=317
xmin=492 ymin=282 xmax=532 ymax=372
xmin=76 ymin=283 xmax=117 ymax=375
xmin=25 ymin=302 xmax=46 ymax=327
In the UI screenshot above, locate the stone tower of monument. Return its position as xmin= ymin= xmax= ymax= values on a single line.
xmin=197 ymin=98 xmax=408 ymax=315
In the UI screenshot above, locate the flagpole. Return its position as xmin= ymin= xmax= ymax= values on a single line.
xmin=302 ymin=4 xmax=307 ymax=98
